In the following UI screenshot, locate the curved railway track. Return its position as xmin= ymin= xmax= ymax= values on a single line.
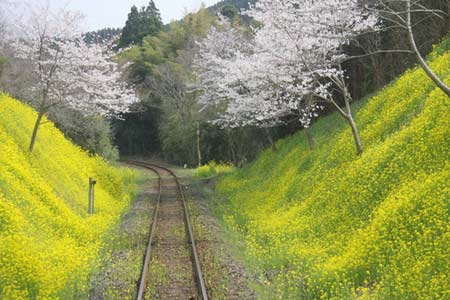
xmin=125 ymin=161 xmax=208 ymax=300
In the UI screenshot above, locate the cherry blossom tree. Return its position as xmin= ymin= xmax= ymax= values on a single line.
xmin=367 ymin=0 xmax=450 ymax=97
xmin=0 ymin=0 xmax=14 ymax=65
xmin=10 ymin=4 xmax=137 ymax=152
xmin=196 ymin=1 xmax=378 ymax=155
xmin=248 ymin=0 xmax=381 ymax=156
xmin=194 ymin=17 xmax=291 ymax=151
xmin=195 ymin=18 xmax=258 ymax=125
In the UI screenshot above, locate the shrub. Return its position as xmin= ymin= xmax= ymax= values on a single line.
xmin=195 ymin=161 xmax=235 ymax=178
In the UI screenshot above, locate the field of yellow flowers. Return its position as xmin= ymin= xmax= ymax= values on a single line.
xmin=0 ymin=96 xmax=135 ymax=299
xmin=216 ymin=38 xmax=450 ymax=299
xmin=195 ymin=161 xmax=235 ymax=178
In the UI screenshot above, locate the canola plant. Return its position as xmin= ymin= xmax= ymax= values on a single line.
xmin=216 ymin=38 xmax=450 ymax=300
xmin=0 ymin=95 xmax=135 ymax=299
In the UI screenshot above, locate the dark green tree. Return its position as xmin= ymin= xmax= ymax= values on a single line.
xmin=220 ymin=5 xmax=239 ymax=20
xmin=139 ymin=1 xmax=163 ymax=41
xmin=84 ymin=27 xmax=122 ymax=44
xmin=119 ymin=6 xmax=140 ymax=48
xmin=118 ymin=1 xmax=163 ymax=48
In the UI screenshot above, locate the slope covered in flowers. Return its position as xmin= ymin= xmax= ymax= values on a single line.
xmin=216 ymin=38 xmax=450 ymax=299
xmin=0 ymin=96 xmax=135 ymax=299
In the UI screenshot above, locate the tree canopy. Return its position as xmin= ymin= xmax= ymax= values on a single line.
xmin=118 ymin=1 xmax=163 ymax=48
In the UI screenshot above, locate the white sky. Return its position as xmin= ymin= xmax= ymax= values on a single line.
xmin=28 ymin=0 xmax=220 ymax=31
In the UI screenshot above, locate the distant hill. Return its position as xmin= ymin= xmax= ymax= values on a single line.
xmin=208 ymin=0 xmax=257 ymax=24
xmin=209 ymin=0 xmax=256 ymax=12
xmin=86 ymin=1 xmax=256 ymax=39
xmin=84 ymin=28 xmax=122 ymax=44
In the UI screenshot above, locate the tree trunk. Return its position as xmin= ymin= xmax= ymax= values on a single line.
xmin=346 ymin=114 xmax=363 ymax=156
xmin=196 ymin=122 xmax=202 ymax=168
xmin=406 ymin=0 xmax=450 ymax=98
xmin=29 ymin=111 xmax=45 ymax=152
xmin=264 ymin=127 xmax=277 ymax=151
xmin=337 ymin=75 xmax=364 ymax=156
xmin=305 ymin=127 xmax=315 ymax=150
xmin=227 ymin=130 xmax=237 ymax=166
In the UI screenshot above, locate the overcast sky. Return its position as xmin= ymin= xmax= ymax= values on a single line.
xmin=30 ymin=0 xmax=220 ymax=31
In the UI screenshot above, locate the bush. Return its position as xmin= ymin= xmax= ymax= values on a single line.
xmin=48 ymin=106 xmax=119 ymax=161
xmin=195 ymin=161 xmax=235 ymax=178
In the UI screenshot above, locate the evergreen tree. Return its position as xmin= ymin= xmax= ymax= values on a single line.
xmin=220 ymin=5 xmax=238 ymax=20
xmin=84 ymin=27 xmax=122 ymax=44
xmin=118 ymin=1 xmax=163 ymax=48
xmin=118 ymin=6 xmax=140 ymax=48
xmin=139 ymin=1 xmax=163 ymax=41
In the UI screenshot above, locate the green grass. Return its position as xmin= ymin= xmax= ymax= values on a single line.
xmin=214 ymin=37 xmax=450 ymax=299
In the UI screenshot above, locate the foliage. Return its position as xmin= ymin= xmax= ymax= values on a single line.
xmin=160 ymin=115 xmax=198 ymax=165
xmin=84 ymin=27 xmax=122 ymax=44
xmin=195 ymin=0 xmax=380 ymax=155
xmin=220 ymin=5 xmax=239 ymax=20
xmin=7 ymin=4 xmax=137 ymax=153
xmin=209 ymin=0 xmax=257 ymax=24
xmin=0 ymin=55 xmax=6 ymax=77
xmin=210 ymin=0 xmax=256 ymax=11
xmin=48 ymin=106 xmax=119 ymax=161
xmin=197 ymin=1 xmax=376 ymax=127
xmin=114 ymin=8 xmax=213 ymax=159
xmin=113 ymin=0 xmax=448 ymax=165
xmin=10 ymin=5 xmax=137 ymax=119
xmin=116 ymin=6 xmax=272 ymax=166
xmin=215 ymin=40 xmax=450 ymax=299
xmin=195 ymin=161 xmax=235 ymax=178
xmin=117 ymin=1 xmax=163 ymax=49
xmin=0 ymin=95 xmax=136 ymax=299
xmin=113 ymin=96 xmax=162 ymax=156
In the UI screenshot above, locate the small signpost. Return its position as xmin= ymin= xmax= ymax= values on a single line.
xmin=88 ymin=177 xmax=96 ymax=214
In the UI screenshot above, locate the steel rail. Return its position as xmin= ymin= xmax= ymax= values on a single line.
xmin=126 ymin=160 xmax=209 ymax=300
xmin=124 ymin=161 xmax=162 ymax=300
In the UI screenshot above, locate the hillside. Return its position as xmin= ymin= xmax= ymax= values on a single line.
xmin=215 ymin=38 xmax=450 ymax=299
xmin=209 ymin=0 xmax=257 ymax=12
xmin=0 ymin=96 xmax=135 ymax=299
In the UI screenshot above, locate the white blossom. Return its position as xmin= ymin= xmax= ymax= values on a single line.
xmin=195 ymin=0 xmax=377 ymax=131
xmin=10 ymin=4 xmax=137 ymax=118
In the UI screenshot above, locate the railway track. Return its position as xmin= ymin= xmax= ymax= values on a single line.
xmin=125 ymin=161 xmax=208 ymax=300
